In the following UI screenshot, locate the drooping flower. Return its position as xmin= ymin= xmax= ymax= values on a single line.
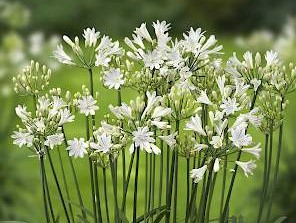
xmin=103 ymin=68 xmax=124 ymax=90
xmin=235 ymin=160 xmax=257 ymax=177
xmin=58 ymin=108 xmax=75 ymax=126
xmin=159 ymin=132 xmax=178 ymax=148
xmin=242 ymin=143 xmax=261 ymax=159
xmin=185 ymin=114 xmax=206 ymax=136
xmin=67 ymin=138 xmax=88 ymax=158
xmin=77 ymin=95 xmax=99 ymax=116
xmin=53 ymin=44 xmax=75 ymax=65
xmin=15 ymin=105 xmax=31 ymax=121
xmin=11 ymin=131 xmax=34 ymax=148
xmin=230 ymin=123 xmax=252 ymax=148
xmin=44 ymin=133 xmax=64 ymax=149
xmin=191 ymin=165 xmax=207 ymax=183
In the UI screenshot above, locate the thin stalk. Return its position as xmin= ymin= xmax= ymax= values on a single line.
xmin=186 ymin=156 xmax=190 ymax=217
xmin=158 ymin=140 xmax=164 ymax=210
xmin=256 ymin=134 xmax=269 ymax=223
xmin=148 ymin=154 xmax=153 ymax=221
xmin=132 ymin=147 xmax=140 ymax=223
xmin=40 ymin=156 xmax=50 ymax=223
xmin=47 ymin=150 xmax=71 ymax=223
xmin=151 ymin=154 xmax=156 ymax=223
xmin=110 ymin=156 xmax=119 ymax=223
xmin=121 ymin=151 xmax=136 ymax=211
xmin=205 ymin=172 xmax=217 ymax=222
xmin=197 ymin=170 xmax=208 ymax=222
xmin=173 ymin=120 xmax=180 ymax=223
xmin=144 ymin=153 xmax=149 ymax=222
xmin=220 ymin=92 xmax=258 ymax=223
xmin=94 ymin=165 xmax=103 ymax=223
xmin=57 ymin=147 xmax=75 ymax=223
xmin=44 ymin=162 xmax=56 ymax=222
xmin=266 ymin=101 xmax=284 ymax=222
xmin=219 ymin=156 xmax=227 ymax=218
xmin=103 ymin=168 xmax=110 ymax=223
xmin=62 ymin=127 xmax=88 ymax=221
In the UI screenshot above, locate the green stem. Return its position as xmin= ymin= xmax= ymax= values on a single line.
xmin=186 ymin=156 xmax=190 ymax=218
xmin=44 ymin=160 xmax=56 ymax=222
xmin=40 ymin=156 xmax=50 ymax=223
xmin=144 ymin=153 xmax=149 ymax=222
xmin=110 ymin=156 xmax=119 ymax=223
xmin=94 ymin=165 xmax=103 ymax=223
xmin=62 ymin=127 xmax=88 ymax=221
xmin=47 ymin=150 xmax=71 ymax=223
xmin=205 ymin=172 xmax=217 ymax=222
xmin=158 ymin=140 xmax=164 ymax=210
xmin=103 ymin=168 xmax=110 ymax=223
xmin=57 ymin=147 xmax=75 ymax=223
xmin=89 ymin=158 xmax=97 ymax=222
xmin=132 ymin=147 xmax=140 ymax=223
xmin=256 ymin=134 xmax=269 ymax=223
xmin=151 ymin=154 xmax=156 ymax=223
xmin=219 ymin=156 xmax=227 ymax=218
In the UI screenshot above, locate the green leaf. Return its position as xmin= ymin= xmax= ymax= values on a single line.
xmin=273 ymin=216 xmax=288 ymax=223
xmin=136 ymin=205 xmax=167 ymax=223
xmin=77 ymin=215 xmax=91 ymax=223
xmin=153 ymin=210 xmax=169 ymax=223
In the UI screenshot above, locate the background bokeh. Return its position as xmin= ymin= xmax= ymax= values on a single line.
xmin=1 ymin=0 xmax=296 ymax=222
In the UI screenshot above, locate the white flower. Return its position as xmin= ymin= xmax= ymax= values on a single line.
xmin=191 ymin=165 xmax=207 ymax=183
xmin=45 ymin=133 xmax=64 ymax=149
xmin=53 ymin=44 xmax=75 ymax=65
xmin=103 ymin=68 xmax=124 ymax=90
xmin=235 ymin=160 xmax=257 ymax=177
xmin=59 ymin=108 xmax=75 ymax=126
xmin=185 ymin=115 xmax=206 ymax=136
xmin=109 ymin=103 xmax=133 ymax=120
xmin=194 ymin=144 xmax=208 ymax=152
xmin=230 ymin=123 xmax=252 ymax=148
xmin=38 ymin=97 xmax=51 ymax=111
xmin=132 ymin=126 xmax=160 ymax=154
xmin=141 ymin=91 xmax=161 ymax=119
xmin=243 ymin=51 xmax=254 ymax=69
xmin=210 ymin=135 xmax=223 ymax=148
xmin=90 ymin=133 xmax=113 ymax=154
xmin=152 ymin=20 xmax=171 ymax=40
xmin=151 ymin=106 xmax=172 ymax=119
xmin=265 ymin=50 xmax=279 ymax=67
xmin=250 ymin=78 xmax=261 ymax=92
xmin=213 ymin=158 xmax=220 ymax=172
xmin=196 ymin=90 xmax=212 ymax=105
xmin=159 ymin=132 xmax=178 ymax=148
xmin=15 ymin=105 xmax=31 ymax=121
xmin=77 ymin=95 xmax=99 ymax=116
xmin=242 ymin=143 xmax=261 ymax=159
xmin=246 ymin=108 xmax=263 ymax=128
xmin=142 ymin=50 xmax=164 ymax=70
xmin=151 ymin=120 xmax=170 ymax=129
xmin=220 ymin=97 xmax=240 ymax=116
xmin=83 ymin=28 xmax=100 ymax=47
xmin=12 ymin=131 xmax=33 ymax=147
xmin=135 ymin=23 xmax=152 ymax=42
xmin=67 ymin=138 xmax=88 ymax=158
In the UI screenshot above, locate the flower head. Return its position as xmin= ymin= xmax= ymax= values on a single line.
xmin=67 ymin=138 xmax=88 ymax=158
xmin=103 ymin=68 xmax=124 ymax=90
xmin=191 ymin=165 xmax=207 ymax=183
xmin=132 ymin=126 xmax=160 ymax=154
xmin=236 ymin=160 xmax=257 ymax=177
xmin=45 ymin=133 xmax=64 ymax=149
xmin=77 ymin=95 xmax=99 ymax=116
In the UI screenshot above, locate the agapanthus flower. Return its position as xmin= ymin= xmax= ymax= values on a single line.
xmin=185 ymin=114 xmax=206 ymax=136
xmin=242 ymin=143 xmax=261 ymax=159
xmin=220 ymin=97 xmax=240 ymax=116
xmin=196 ymin=90 xmax=212 ymax=105
xmin=58 ymin=108 xmax=75 ymax=126
xmin=77 ymin=95 xmax=99 ymax=116
xmin=131 ymin=126 xmax=160 ymax=154
xmin=103 ymin=68 xmax=124 ymax=90
xmin=213 ymin=158 xmax=220 ymax=172
xmin=191 ymin=165 xmax=207 ymax=183
xmin=83 ymin=27 xmax=100 ymax=47
xmin=90 ymin=133 xmax=113 ymax=154
xmin=235 ymin=160 xmax=257 ymax=177
xmin=230 ymin=123 xmax=252 ymax=148
xmin=15 ymin=105 xmax=31 ymax=121
xmin=11 ymin=130 xmax=34 ymax=148
xmin=53 ymin=44 xmax=75 ymax=65
xmin=44 ymin=133 xmax=64 ymax=149
xmin=67 ymin=138 xmax=88 ymax=158
xmin=159 ymin=132 xmax=178 ymax=148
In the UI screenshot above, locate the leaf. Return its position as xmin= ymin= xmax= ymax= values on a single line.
xmin=153 ymin=210 xmax=169 ymax=223
xmin=136 ymin=205 xmax=167 ymax=223
xmin=273 ymin=216 xmax=288 ymax=223
xmin=118 ymin=210 xmax=130 ymax=223
xmin=77 ymin=215 xmax=91 ymax=223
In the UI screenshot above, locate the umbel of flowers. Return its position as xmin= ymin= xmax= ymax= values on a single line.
xmin=12 ymin=21 xmax=296 ymax=223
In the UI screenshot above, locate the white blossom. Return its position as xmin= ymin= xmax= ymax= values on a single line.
xmin=159 ymin=132 xmax=178 ymax=148
xmin=103 ymin=68 xmax=124 ymax=90
xmin=67 ymin=138 xmax=88 ymax=158
xmin=12 ymin=131 xmax=33 ymax=147
xmin=45 ymin=133 xmax=64 ymax=149
xmin=242 ymin=143 xmax=261 ymax=159
xmin=213 ymin=158 xmax=220 ymax=172
xmin=53 ymin=44 xmax=75 ymax=65
xmin=151 ymin=106 xmax=172 ymax=119
xmin=83 ymin=28 xmax=100 ymax=47
xmin=59 ymin=108 xmax=75 ymax=126
xmin=210 ymin=135 xmax=223 ymax=148
xmin=90 ymin=133 xmax=113 ymax=154
xmin=191 ymin=165 xmax=207 ymax=183
xmin=77 ymin=95 xmax=99 ymax=116
xmin=15 ymin=105 xmax=31 ymax=121
xmin=196 ymin=90 xmax=212 ymax=105
xmin=230 ymin=123 xmax=252 ymax=148
xmin=236 ymin=160 xmax=257 ymax=177
xmin=132 ymin=126 xmax=160 ymax=154
xmin=220 ymin=97 xmax=240 ymax=116
xmin=185 ymin=115 xmax=206 ymax=136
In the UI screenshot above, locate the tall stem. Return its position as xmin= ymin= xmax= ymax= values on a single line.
xmin=47 ymin=150 xmax=71 ymax=223
xmin=40 ymin=156 xmax=50 ymax=223
xmin=158 ymin=140 xmax=164 ymax=210
xmin=205 ymin=172 xmax=217 ymax=222
xmin=110 ymin=156 xmax=119 ymax=223
xmin=94 ymin=165 xmax=103 ymax=223
xmin=132 ymin=147 xmax=140 ymax=223
xmin=173 ymin=120 xmax=180 ymax=223
xmin=44 ymin=161 xmax=56 ymax=222
xmin=103 ymin=168 xmax=110 ymax=223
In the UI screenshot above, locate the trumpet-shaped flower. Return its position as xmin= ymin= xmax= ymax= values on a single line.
xmin=159 ymin=132 xmax=178 ymax=148
xmin=53 ymin=44 xmax=75 ymax=65
xmin=185 ymin=115 xmax=206 ymax=136
xmin=191 ymin=165 xmax=207 ymax=183
xmin=196 ymin=90 xmax=212 ymax=105
xmin=12 ymin=131 xmax=33 ymax=148
xmin=90 ymin=133 xmax=113 ymax=154
xmin=236 ymin=160 xmax=257 ymax=177
xmin=83 ymin=28 xmax=100 ymax=47
xmin=242 ymin=143 xmax=261 ymax=159
xmin=230 ymin=123 xmax=252 ymax=148
xmin=132 ymin=126 xmax=160 ymax=154
xmin=220 ymin=97 xmax=240 ymax=116
xmin=103 ymin=68 xmax=124 ymax=90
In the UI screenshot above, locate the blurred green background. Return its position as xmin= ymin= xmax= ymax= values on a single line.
xmin=1 ymin=0 xmax=296 ymax=222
